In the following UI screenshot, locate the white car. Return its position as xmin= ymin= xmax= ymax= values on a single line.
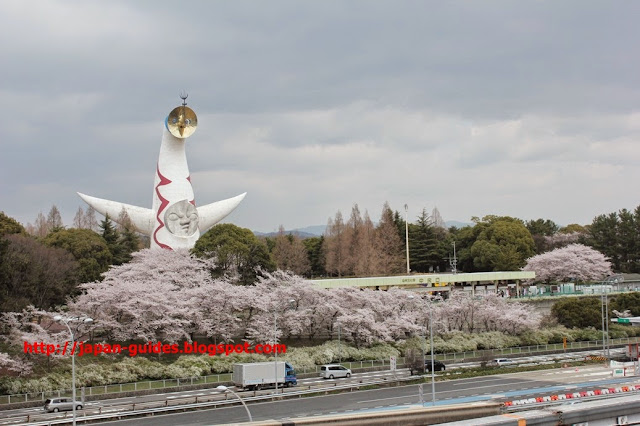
xmin=319 ymin=364 xmax=352 ymax=379
xmin=488 ymin=358 xmax=516 ymax=367
xmin=44 ymin=398 xmax=83 ymax=413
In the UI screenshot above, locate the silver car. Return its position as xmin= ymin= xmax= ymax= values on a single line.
xmin=44 ymin=398 xmax=83 ymax=413
xmin=488 ymin=358 xmax=516 ymax=367
xmin=319 ymin=364 xmax=352 ymax=379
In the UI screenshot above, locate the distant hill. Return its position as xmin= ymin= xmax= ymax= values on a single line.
xmin=254 ymin=221 xmax=473 ymax=238
xmin=445 ymin=220 xmax=473 ymax=229
xmin=253 ymin=229 xmax=319 ymax=239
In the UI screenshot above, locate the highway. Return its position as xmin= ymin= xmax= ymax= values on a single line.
xmin=0 ymin=349 xmax=630 ymax=425
xmin=100 ymin=365 xmax=639 ymax=425
xmin=5 ymin=364 xmax=634 ymax=425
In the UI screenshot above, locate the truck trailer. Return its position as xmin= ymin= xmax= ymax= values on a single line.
xmin=233 ymin=361 xmax=297 ymax=390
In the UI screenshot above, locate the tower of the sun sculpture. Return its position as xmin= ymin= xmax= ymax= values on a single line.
xmin=78 ymin=95 xmax=246 ymax=249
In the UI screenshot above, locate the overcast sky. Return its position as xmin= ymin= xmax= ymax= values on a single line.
xmin=1 ymin=1 xmax=638 ymax=233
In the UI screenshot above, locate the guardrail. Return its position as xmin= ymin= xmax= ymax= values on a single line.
xmin=3 ymin=336 xmax=637 ymax=406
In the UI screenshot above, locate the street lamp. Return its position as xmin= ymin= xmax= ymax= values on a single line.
xmin=601 ymin=274 xmax=624 ymax=361
xmin=408 ymin=294 xmax=435 ymax=406
xmin=450 ymin=241 xmax=457 ymax=275
xmin=53 ymin=315 xmax=93 ymax=426
xmin=273 ymin=299 xmax=295 ymax=393
xmin=216 ymin=385 xmax=252 ymax=422
xmin=405 ymin=204 xmax=410 ymax=274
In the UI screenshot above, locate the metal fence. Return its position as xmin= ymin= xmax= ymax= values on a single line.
xmin=3 ymin=336 xmax=638 ymax=405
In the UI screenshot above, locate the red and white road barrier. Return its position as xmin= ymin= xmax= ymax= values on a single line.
xmin=503 ymin=384 xmax=640 ymax=407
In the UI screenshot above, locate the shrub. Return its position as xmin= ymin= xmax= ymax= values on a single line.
xmin=437 ymin=332 xmax=478 ymax=353
xmin=474 ymin=332 xmax=520 ymax=350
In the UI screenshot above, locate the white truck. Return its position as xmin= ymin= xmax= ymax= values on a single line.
xmin=233 ymin=361 xmax=297 ymax=390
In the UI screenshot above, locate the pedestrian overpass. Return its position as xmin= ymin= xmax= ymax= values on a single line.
xmin=312 ymin=271 xmax=535 ymax=296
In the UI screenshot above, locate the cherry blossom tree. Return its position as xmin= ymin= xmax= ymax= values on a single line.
xmin=69 ymin=249 xmax=212 ymax=343
xmin=437 ymin=291 xmax=540 ymax=334
xmin=0 ymin=352 xmax=32 ymax=375
xmin=523 ymin=243 xmax=612 ymax=283
xmin=544 ymin=232 xmax=583 ymax=250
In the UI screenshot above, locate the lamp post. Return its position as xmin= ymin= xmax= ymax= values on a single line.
xmin=405 ymin=204 xmax=410 ymax=274
xmin=408 ymin=295 xmax=435 ymax=406
xmin=216 ymin=385 xmax=252 ymax=422
xmin=601 ymin=274 xmax=624 ymax=361
xmin=53 ymin=315 xmax=93 ymax=426
xmin=273 ymin=299 xmax=295 ymax=394
xmin=451 ymin=241 xmax=457 ymax=275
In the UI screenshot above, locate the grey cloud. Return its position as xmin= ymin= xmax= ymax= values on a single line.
xmin=1 ymin=1 xmax=639 ymax=232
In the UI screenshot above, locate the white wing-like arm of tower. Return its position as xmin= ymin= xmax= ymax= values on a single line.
xmin=77 ymin=192 xmax=155 ymax=235
xmin=197 ymin=192 xmax=247 ymax=233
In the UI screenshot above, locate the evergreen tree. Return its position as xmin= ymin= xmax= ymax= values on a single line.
xmin=116 ymin=209 xmax=141 ymax=264
xmin=0 ymin=212 xmax=25 ymax=236
xmin=303 ymin=236 xmax=326 ymax=277
xmin=408 ymin=208 xmax=439 ymax=273
xmin=100 ymin=214 xmax=126 ymax=265
xmin=393 ymin=210 xmax=406 ymax=243
xmin=588 ymin=212 xmax=621 ymax=271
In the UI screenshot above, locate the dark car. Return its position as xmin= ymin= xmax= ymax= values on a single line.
xmin=425 ymin=360 xmax=446 ymax=372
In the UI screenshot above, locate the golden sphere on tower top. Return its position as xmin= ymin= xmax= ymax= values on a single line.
xmin=167 ymin=105 xmax=198 ymax=139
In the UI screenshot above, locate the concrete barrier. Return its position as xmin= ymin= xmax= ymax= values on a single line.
xmin=225 ymin=402 xmax=503 ymax=426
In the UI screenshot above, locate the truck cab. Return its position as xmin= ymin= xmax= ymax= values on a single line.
xmin=285 ymin=362 xmax=297 ymax=386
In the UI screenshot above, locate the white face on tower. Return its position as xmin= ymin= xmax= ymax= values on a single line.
xmin=164 ymin=200 xmax=199 ymax=237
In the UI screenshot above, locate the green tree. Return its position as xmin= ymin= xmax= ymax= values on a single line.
xmin=526 ymin=218 xmax=559 ymax=253
xmin=43 ymin=229 xmax=112 ymax=283
xmin=559 ymin=223 xmax=587 ymax=234
xmin=0 ymin=234 xmax=79 ymax=311
xmin=393 ymin=210 xmax=406 ymax=243
xmin=586 ymin=206 xmax=640 ymax=273
xmin=588 ymin=212 xmax=621 ymax=271
xmin=303 ymin=236 xmax=326 ymax=277
xmin=192 ymin=223 xmax=275 ymax=285
xmin=611 ymin=293 xmax=640 ymax=317
xmin=99 ymin=215 xmax=127 ymax=265
xmin=617 ymin=209 xmax=639 ymax=272
xmin=450 ymin=225 xmax=480 ymax=272
xmin=115 ymin=209 xmax=141 ymax=264
xmin=551 ymin=297 xmax=603 ymax=329
xmin=469 ymin=216 xmax=535 ymax=271
xmin=0 ymin=212 xmax=25 ymax=236
xmin=408 ymin=209 xmax=441 ymax=273
xmin=525 ymin=218 xmax=559 ymax=236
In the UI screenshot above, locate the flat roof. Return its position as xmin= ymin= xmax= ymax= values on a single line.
xmin=311 ymin=271 xmax=535 ymax=289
